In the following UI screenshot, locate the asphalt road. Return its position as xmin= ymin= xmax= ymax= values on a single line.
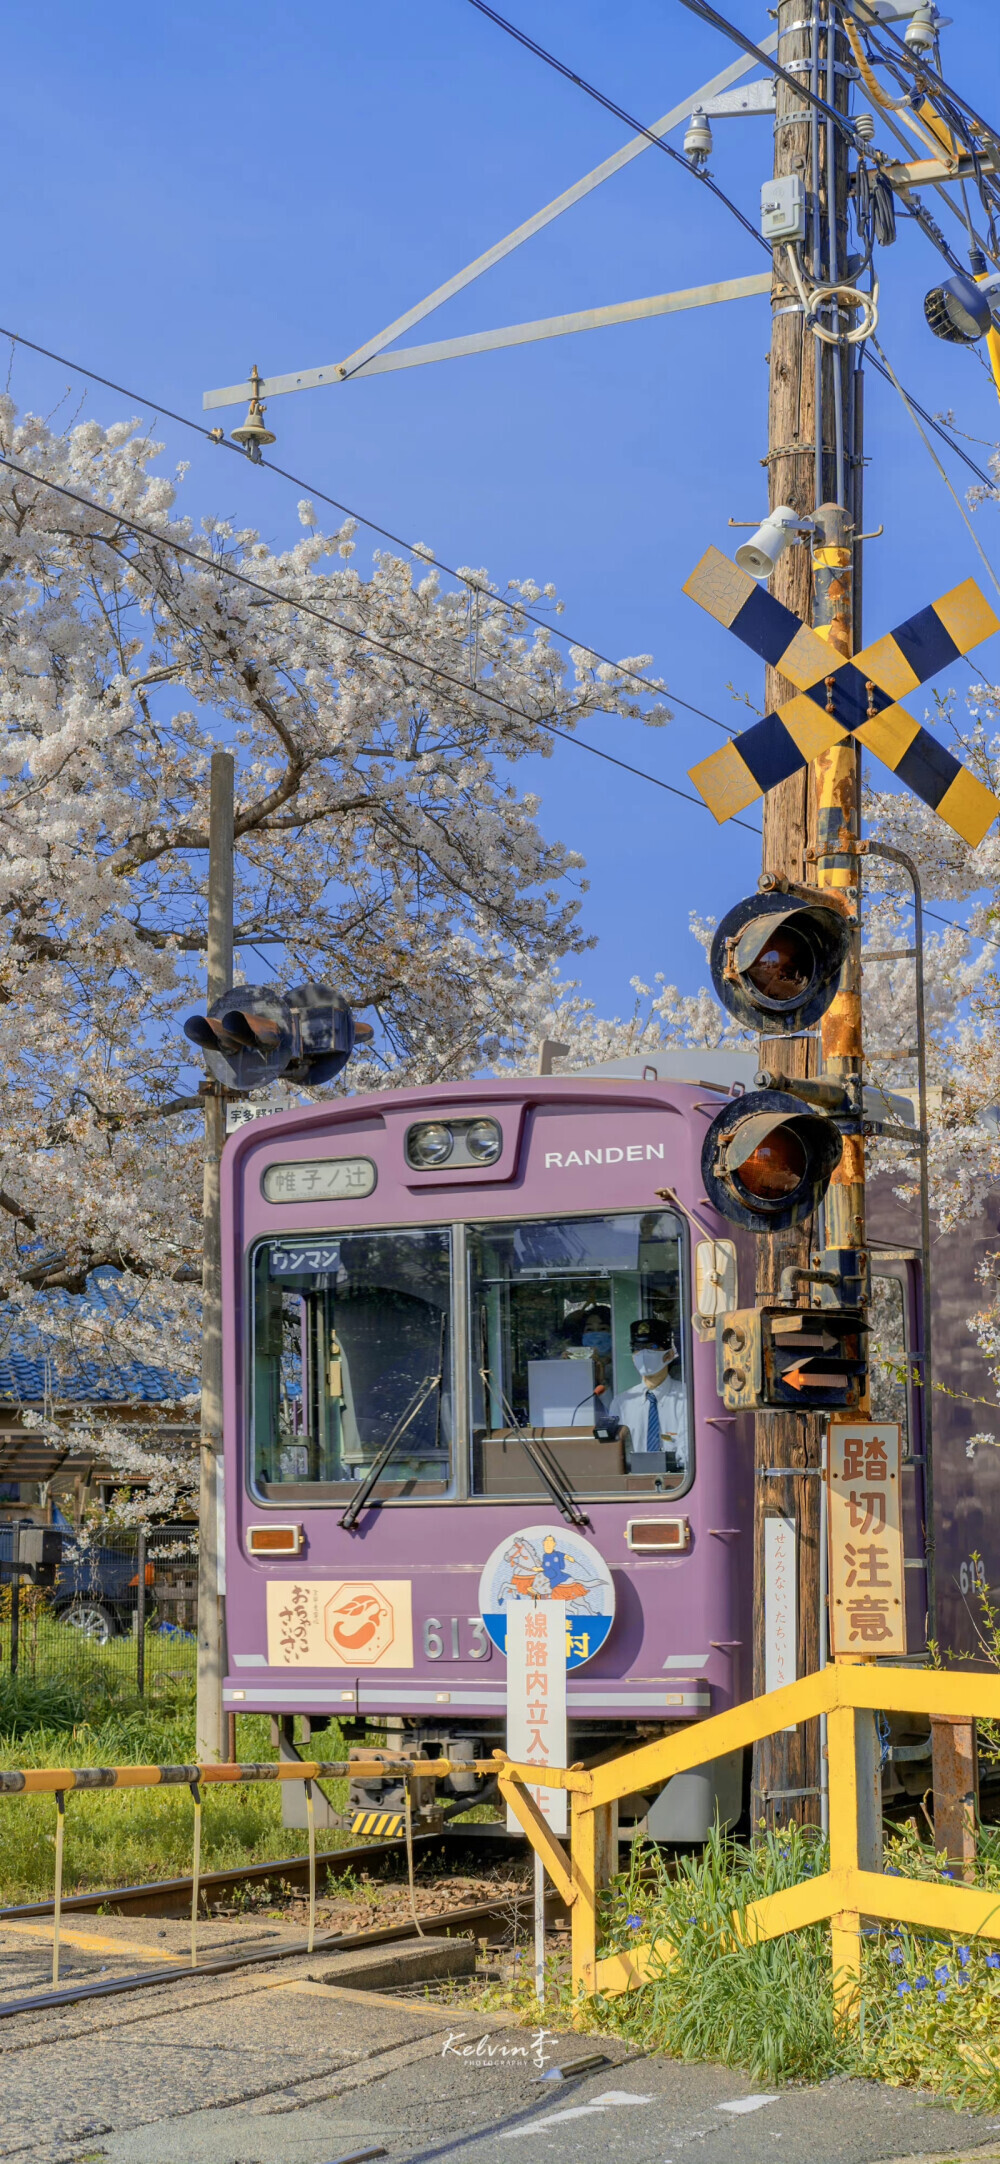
xmin=2 ymin=1938 xmax=1000 ymax=2164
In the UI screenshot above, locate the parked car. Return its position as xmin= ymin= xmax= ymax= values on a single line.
xmin=0 ymin=1517 xmax=153 ymax=1643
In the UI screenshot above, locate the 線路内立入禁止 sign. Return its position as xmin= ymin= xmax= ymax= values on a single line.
xmin=505 ymin=1600 xmax=568 ymax=1836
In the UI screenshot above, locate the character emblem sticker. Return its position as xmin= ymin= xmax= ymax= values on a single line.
xmin=477 ymin=1524 xmax=615 ymax=1669
xmin=265 ymin=1578 xmax=413 ymax=1667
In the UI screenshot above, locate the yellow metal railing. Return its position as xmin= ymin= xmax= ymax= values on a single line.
xmin=497 ymin=1665 xmax=1000 ymax=2019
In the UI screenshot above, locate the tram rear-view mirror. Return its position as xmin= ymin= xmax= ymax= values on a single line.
xmin=695 ymin=1238 xmax=738 ymax=1330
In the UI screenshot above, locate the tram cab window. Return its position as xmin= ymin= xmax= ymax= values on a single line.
xmin=468 ymin=1210 xmax=690 ymax=1498
xmin=249 ymin=1228 xmax=452 ymax=1500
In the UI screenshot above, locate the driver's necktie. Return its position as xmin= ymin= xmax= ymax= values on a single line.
xmin=645 ymin=1390 xmax=662 ymax=1452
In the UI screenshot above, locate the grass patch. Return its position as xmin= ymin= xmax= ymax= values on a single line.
xmin=0 ymin=1685 xmax=352 ymax=1905
xmin=582 ymin=1823 xmax=1000 ymax=2108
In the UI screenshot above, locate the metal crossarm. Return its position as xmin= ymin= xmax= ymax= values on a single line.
xmin=683 ymin=546 xmax=1000 ymax=846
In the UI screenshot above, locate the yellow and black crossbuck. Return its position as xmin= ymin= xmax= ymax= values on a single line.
xmin=684 ymin=546 xmax=1000 ymax=848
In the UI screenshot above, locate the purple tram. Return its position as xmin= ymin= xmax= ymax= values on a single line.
xmin=219 ymin=1055 xmax=994 ymax=1836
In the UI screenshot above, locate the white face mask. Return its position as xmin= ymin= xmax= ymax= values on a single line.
xmin=633 ymin=1346 xmax=671 ymax=1377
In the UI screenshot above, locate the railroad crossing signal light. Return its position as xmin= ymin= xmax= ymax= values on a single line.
xmin=683 ymin=548 xmax=1000 ymax=846
xmin=184 ymin=982 xmax=370 ymax=1090
xmin=701 ymin=1087 xmax=842 ymax=1234
xmin=716 ymin=1304 xmax=866 ymax=1414
xmin=710 ymin=887 xmax=851 ymax=1034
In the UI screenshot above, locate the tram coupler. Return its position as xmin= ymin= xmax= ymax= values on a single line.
xmin=348 ymin=1744 xmax=443 ymax=1837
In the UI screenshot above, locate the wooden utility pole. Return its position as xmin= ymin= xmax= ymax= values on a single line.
xmin=195 ymin=751 xmax=234 ymax=1762
xmin=752 ymin=0 xmax=856 ymax=1829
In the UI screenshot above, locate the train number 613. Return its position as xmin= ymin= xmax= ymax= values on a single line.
xmin=423 ymin=1616 xmax=492 ymax=1661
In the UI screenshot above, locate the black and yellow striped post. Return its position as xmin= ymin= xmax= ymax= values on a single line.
xmin=810 ymin=504 xmax=867 ymax=1324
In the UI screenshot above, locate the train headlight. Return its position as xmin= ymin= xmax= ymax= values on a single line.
xmin=465 ymin=1118 xmax=502 ymax=1164
xmin=406 ymin=1121 xmax=454 ymax=1167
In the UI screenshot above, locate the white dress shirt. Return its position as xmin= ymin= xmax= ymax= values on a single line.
xmin=607 ymin=1374 xmax=689 ymax=1464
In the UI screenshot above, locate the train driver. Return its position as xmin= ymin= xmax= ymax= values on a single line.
xmin=602 ymin=1316 xmax=688 ymax=1471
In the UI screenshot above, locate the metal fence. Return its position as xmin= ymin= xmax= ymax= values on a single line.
xmin=0 ymin=1526 xmax=198 ymax=1702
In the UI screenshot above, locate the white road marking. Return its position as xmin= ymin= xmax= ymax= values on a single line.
xmin=584 ymin=2092 xmax=655 ymax=2106
xmin=499 ymin=2091 xmax=655 ymax=2135
xmin=718 ymin=2096 xmax=780 ymax=2114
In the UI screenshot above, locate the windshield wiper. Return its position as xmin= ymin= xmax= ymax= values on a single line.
xmin=339 ymin=1370 xmax=443 ymax=1532
xmin=480 ymin=1367 xmax=590 ymax=1529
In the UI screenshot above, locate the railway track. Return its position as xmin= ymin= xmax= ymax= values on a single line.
xmin=0 ymin=1821 xmax=518 ymax=1923
xmin=0 ymin=1867 xmax=567 ymax=2023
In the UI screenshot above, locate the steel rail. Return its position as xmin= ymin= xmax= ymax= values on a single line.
xmin=0 ymin=1824 xmax=517 ymax=1923
xmin=0 ymin=1882 xmax=567 ymax=2022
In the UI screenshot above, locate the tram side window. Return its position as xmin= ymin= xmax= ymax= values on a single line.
xmin=468 ymin=1210 xmax=691 ymax=1497
xmin=249 ymin=1228 xmax=453 ymax=1499
xmin=868 ymin=1269 xmax=911 ymax=1453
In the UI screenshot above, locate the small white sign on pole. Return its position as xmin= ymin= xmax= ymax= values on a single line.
xmin=764 ymin=1516 xmax=797 ymax=1726
xmin=505 ymin=1601 xmax=568 ymax=1836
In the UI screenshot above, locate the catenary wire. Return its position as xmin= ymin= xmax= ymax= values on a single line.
xmin=868 ymin=892 xmax=1000 ymax=959
xmin=685 ymin=0 xmax=992 ymax=281
xmin=0 ymin=322 xmax=739 ymax=743
xmin=461 ymin=0 xmax=771 ymax=256
xmin=0 ymin=448 xmax=763 ymax=834
xmin=862 ymin=352 xmax=994 ymax=486
xmin=871 ymin=337 xmax=1000 ymax=603
xmin=3 ymin=431 xmax=996 ymax=935
xmin=1 ymin=172 xmax=994 ymax=837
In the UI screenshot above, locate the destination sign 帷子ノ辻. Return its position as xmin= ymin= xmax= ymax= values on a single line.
xmin=261 ymin=1157 xmax=377 ymax=1204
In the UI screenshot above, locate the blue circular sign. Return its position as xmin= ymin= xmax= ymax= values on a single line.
xmin=477 ymin=1524 xmax=616 ymax=1670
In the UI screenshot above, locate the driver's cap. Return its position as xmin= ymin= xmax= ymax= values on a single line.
xmin=630 ymin=1317 xmax=669 ymax=1351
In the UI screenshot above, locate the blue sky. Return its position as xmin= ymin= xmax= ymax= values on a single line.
xmin=6 ymin=0 xmax=1000 ymax=1018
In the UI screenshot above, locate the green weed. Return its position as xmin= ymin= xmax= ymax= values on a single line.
xmin=587 ymin=1821 xmax=1000 ymax=2107
xmin=0 ymin=1702 xmax=352 ymax=1905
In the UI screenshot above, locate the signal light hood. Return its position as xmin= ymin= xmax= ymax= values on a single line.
xmin=711 ymin=886 xmax=852 ymax=1034
xmin=701 ymin=1087 xmax=843 ymax=1234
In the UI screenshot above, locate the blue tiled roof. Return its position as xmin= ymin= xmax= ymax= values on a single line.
xmin=0 ymin=1272 xmax=197 ymax=1407
xmin=0 ymin=1349 xmax=189 ymax=1406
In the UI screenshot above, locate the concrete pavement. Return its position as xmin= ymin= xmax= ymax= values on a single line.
xmin=1 ymin=1952 xmax=999 ymax=2164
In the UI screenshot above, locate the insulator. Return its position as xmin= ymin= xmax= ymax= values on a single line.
xmin=904 ymin=5 xmax=937 ymax=53
xmin=683 ymin=110 xmax=713 ymax=165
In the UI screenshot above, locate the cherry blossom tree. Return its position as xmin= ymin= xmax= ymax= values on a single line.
xmin=0 ymin=397 xmax=665 ymax=1519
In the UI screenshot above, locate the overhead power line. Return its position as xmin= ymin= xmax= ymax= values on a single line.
xmin=461 ymin=0 xmax=770 ymax=256
xmin=0 ymin=449 xmax=763 ymax=834
xmin=862 ymin=354 xmax=995 ymax=488
xmin=850 ymin=0 xmax=1000 ymax=167
xmin=677 ymin=0 xmax=858 ymax=145
xmin=454 ymin=7 xmax=996 ymax=486
xmin=0 ymin=321 xmax=738 ymax=743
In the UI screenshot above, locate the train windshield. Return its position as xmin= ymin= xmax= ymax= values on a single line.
xmin=250 ymin=1228 xmax=452 ymax=1499
xmin=468 ymin=1208 xmax=690 ymax=1497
